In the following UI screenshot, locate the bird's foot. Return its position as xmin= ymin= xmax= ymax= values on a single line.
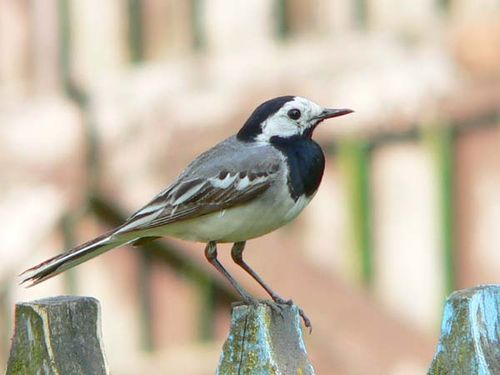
xmin=233 ymin=296 xmax=312 ymax=333
xmin=232 ymin=297 xmax=286 ymax=316
xmin=270 ymin=295 xmax=312 ymax=334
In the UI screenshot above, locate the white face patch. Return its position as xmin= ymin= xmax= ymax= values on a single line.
xmin=256 ymin=97 xmax=324 ymax=143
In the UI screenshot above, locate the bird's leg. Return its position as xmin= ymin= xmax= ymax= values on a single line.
xmin=204 ymin=242 xmax=284 ymax=316
xmin=231 ymin=241 xmax=288 ymax=303
xmin=231 ymin=241 xmax=312 ymax=331
xmin=204 ymin=241 xmax=257 ymax=305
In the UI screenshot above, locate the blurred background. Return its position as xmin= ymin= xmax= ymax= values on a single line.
xmin=1 ymin=0 xmax=500 ymax=374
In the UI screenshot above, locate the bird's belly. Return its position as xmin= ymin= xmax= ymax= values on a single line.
xmin=158 ymin=192 xmax=312 ymax=243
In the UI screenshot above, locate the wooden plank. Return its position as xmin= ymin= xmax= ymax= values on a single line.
xmin=217 ymin=304 xmax=315 ymax=375
xmin=338 ymin=139 xmax=373 ymax=286
xmin=428 ymin=285 xmax=500 ymax=374
xmin=6 ymin=296 xmax=109 ymax=375
xmin=428 ymin=126 xmax=456 ymax=296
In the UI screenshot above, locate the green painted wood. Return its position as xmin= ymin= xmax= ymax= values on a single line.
xmin=6 ymin=296 xmax=109 ymax=375
xmin=428 ymin=285 xmax=500 ymax=374
xmin=191 ymin=0 xmax=205 ymax=50
xmin=128 ymin=0 xmax=144 ymax=62
xmin=424 ymin=126 xmax=456 ymax=295
xmin=437 ymin=0 xmax=451 ymax=13
xmin=338 ymin=139 xmax=373 ymax=286
xmin=275 ymin=0 xmax=289 ymax=40
xmin=57 ymin=0 xmax=71 ymax=95
xmin=354 ymin=0 xmax=368 ymax=29
xmin=61 ymin=213 xmax=78 ymax=295
xmin=138 ymin=252 xmax=154 ymax=352
xmin=217 ymin=304 xmax=315 ymax=375
xmin=436 ymin=127 xmax=456 ymax=295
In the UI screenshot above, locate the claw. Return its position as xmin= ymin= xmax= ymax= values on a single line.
xmin=297 ymin=307 xmax=313 ymax=334
xmin=272 ymin=297 xmax=312 ymax=333
xmin=232 ymin=298 xmax=312 ymax=333
xmin=234 ymin=298 xmax=285 ymax=317
xmin=261 ymin=300 xmax=286 ymax=317
xmin=273 ymin=297 xmax=293 ymax=305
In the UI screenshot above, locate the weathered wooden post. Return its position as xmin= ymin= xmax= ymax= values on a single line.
xmin=217 ymin=303 xmax=315 ymax=375
xmin=6 ymin=296 xmax=109 ymax=375
xmin=428 ymin=285 xmax=500 ymax=374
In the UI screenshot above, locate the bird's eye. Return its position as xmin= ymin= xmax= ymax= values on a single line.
xmin=287 ymin=109 xmax=301 ymax=120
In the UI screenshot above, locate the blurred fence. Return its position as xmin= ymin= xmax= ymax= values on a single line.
xmin=1 ymin=0 xmax=500 ymax=373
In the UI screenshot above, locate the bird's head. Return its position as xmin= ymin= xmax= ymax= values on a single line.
xmin=237 ymin=96 xmax=353 ymax=143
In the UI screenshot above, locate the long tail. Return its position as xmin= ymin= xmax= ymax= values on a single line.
xmin=20 ymin=229 xmax=136 ymax=287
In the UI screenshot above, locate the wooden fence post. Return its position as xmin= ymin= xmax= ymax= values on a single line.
xmin=428 ymin=285 xmax=500 ymax=374
xmin=6 ymin=296 xmax=109 ymax=375
xmin=217 ymin=303 xmax=315 ymax=375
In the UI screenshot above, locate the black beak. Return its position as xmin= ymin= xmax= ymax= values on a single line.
xmin=316 ymin=108 xmax=354 ymax=121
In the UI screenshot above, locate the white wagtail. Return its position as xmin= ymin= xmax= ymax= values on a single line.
xmin=21 ymin=96 xmax=353 ymax=329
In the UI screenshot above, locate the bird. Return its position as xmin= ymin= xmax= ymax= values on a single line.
xmin=20 ymin=96 xmax=353 ymax=330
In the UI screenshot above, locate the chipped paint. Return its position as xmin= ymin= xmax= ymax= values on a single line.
xmin=31 ymin=304 xmax=59 ymax=375
xmin=441 ymin=299 xmax=454 ymax=336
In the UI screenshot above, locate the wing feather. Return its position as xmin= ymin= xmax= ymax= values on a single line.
xmin=118 ymin=167 xmax=278 ymax=233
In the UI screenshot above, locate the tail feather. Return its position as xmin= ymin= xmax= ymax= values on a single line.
xmin=20 ymin=230 xmax=134 ymax=287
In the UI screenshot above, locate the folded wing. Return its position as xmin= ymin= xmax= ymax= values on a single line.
xmin=118 ymin=165 xmax=280 ymax=233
